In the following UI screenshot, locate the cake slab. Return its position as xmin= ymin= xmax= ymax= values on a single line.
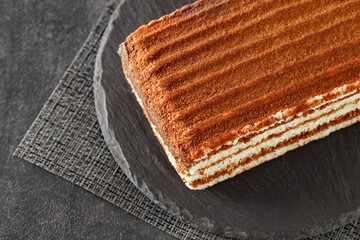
xmin=94 ymin=0 xmax=360 ymax=239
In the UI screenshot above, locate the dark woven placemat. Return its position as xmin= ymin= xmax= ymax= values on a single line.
xmin=13 ymin=1 xmax=360 ymax=239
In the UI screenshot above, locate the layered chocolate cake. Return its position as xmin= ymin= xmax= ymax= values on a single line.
xmin=119 ymin=0 xmax=360 ymax=190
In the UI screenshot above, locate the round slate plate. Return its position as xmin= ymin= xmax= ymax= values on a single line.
xmin=94 ymin=0 xmax=360 ymax=239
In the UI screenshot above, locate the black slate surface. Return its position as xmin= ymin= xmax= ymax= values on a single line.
xmin=94 ymin=0 xmax=360 ymax=239
xmin=0 ymin=1 xmax=173 ymax=239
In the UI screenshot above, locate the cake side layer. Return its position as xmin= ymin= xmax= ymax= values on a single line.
xmin=187 ymin=108 xmax=360 ymax=189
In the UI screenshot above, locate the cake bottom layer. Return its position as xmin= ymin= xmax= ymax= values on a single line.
xmin=186 ymin=107 xmax=360 ymax=190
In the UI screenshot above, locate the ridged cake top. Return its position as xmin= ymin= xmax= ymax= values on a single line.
xmin=120 ymin=0 xmax=360 ymax=168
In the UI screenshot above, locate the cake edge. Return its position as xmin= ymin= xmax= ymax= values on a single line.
xmin=118 ymin=43 xmax=191 ymax=186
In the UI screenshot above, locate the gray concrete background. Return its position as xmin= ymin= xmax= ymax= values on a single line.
xmin=0 ymin=1 xmax=174 ymax=239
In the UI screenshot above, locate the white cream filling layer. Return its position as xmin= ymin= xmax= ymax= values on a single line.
xmin=189 ymin=90 xmax=360 ymax=176
xmin=187 ymin=113 xmax=360 ymax=190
